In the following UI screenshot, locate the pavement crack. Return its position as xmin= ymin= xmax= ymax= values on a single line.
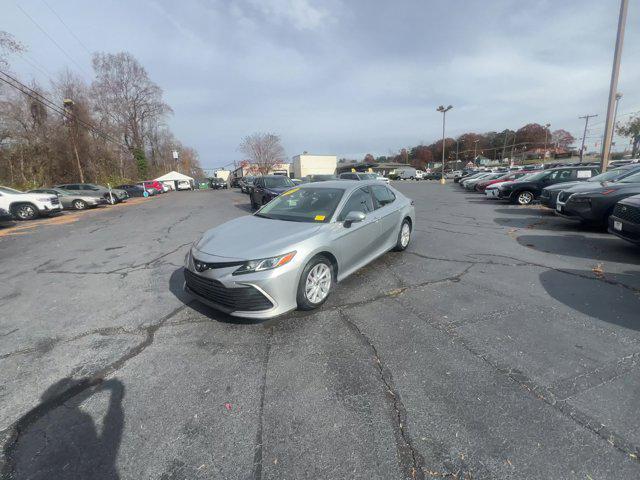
xmin=397 ymin=298 xmax=640 ymax=464
xmin=251 ymin=327 xmax=273 ymax=480
xmin=338 ymin=309 xmax=425 ymax=480
xmin=0 ymin=302 xmax=192 ymax=477
xmin=35 ymin=242 xmax=192 ymax=277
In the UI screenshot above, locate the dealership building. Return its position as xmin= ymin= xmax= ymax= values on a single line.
xmin=292 ymin=154 xmax=337 ymax=178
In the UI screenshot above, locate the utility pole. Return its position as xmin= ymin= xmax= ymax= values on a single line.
xmin=579 ymin=114 xmax=598 ymax=163
xmin=601 ymin=0 xmax=629 ymax=172
xmin=473 ymin=139 xmax=479 ymax=162
xmin=437 ymin=105 xmax=453 ymax=184
xmin=501 ymin=133 xmax=510 ymax=163
xmin=63 ymin=99 xmax=84 ymax=183
xmin=455 ymin=139 xmax=459 ymax=162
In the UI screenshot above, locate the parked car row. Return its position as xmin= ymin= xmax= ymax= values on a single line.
xmin=457 ymin=161 xmax=640 ymax=246
xmin=0 ymin=179 xmax=179 ymax=223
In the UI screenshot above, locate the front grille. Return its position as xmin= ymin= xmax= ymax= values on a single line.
xmin=613 ymin=203 xmax=640 ymax=224
xmin=184 ymin=269 xmax=273 ymax=311
xmin=51 ymin=197 xmax=60 ymax=205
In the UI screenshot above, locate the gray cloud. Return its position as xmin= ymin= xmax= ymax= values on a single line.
xmin=5 ymin=0 xmax=640 ymax=168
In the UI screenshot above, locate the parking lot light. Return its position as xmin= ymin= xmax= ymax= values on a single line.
xmin=437 ymin=105 xmax=453 ymax=184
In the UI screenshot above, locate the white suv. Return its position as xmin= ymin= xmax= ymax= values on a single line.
xmin=0 ymin=186 xmax=63 ymax=220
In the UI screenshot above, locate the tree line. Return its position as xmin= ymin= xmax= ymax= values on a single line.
xmin=364 ymin=117 xmax=639 ymax=170
xmin=0 ymin=31 xmax=202 ymax=189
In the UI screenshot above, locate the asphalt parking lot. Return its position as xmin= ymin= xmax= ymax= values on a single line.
xmin=1 ymin=182 xmax=639 ymax=479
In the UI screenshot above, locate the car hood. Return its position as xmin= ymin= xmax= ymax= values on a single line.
xmin=194 ymin=215 xmax=322 ymax=260
xmin=544 ymin=181 xmax=584 ymax=192
xmin=561 ymin=182 xmax=612 ymax=194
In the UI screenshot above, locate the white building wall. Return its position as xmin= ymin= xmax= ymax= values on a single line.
xmin=292 ymin=155 xmax=337 ymax=178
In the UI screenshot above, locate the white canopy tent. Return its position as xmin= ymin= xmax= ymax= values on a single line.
xmin=154 ymin=171 xmax=194 ymax=191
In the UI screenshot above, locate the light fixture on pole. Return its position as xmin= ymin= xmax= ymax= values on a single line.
xmin=436 ymin=105 xmax=453 ymax=184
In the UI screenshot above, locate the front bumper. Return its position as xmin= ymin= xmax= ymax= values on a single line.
xmin=183 ymin=248 xmax=300 ymax=318
xmin=485 ymin=188 xmax=500 ymax=198
xmin=555 ymin=198 xmax=596 ymax=222
xmin=608 ymin=215 xmax=640 ymax=245
xmin=539 ymin=191 xmax=559 ymax=209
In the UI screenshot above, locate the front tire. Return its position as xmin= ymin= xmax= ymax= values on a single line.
xmin=394 ymin=219 xmax=412 ymax=251
xmin=515 ymin=191 xmax=534 ymax=205
xmin=12 ymin=203 xmax=39 ymax=220
xmin=73 ymin=199 xmax=87 ymax=210
xmin=297 ymin=256 xmax=333 ymax=311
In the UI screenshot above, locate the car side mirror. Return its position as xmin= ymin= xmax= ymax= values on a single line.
xmin=344 ymin=211 xmax=366 ymax=228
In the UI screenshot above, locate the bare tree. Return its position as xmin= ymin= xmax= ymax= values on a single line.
xmin=91 ymin=52 xmax=172 ymax=152
xmin=0 ymin=31 xmax=25 ymax=69
xmin=238 ymin=133 xmax=286 ymax=175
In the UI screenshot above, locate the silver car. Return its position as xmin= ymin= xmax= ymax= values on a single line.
xmin=28 ymin=188 xmax=107 ymax=210
xmin=184 ymin=180 xmax=415 ymax=318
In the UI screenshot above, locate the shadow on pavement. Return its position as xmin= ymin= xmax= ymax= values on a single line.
xmin=493 ymin=207 xmax=556 ymax=216
xmin=168 ymin=267 xmax=265 ymax=325
xmin=539 ymin=268 xmax=640 ymax=331
xmin=3 ymin=377 xmax=125 ymax=480
xmin=518 ymin=234 xmax=640 ymax=265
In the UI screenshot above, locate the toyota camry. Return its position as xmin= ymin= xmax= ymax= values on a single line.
xmin=184 ymin=180 xmax=415 ymax=318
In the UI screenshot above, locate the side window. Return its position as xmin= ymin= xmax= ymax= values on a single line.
xmin=371 ymin=185 xmax=396 ymax=208
xmin=338 ymin=187 xmax=374 ymax=221
xmin=65 ymin=184 xmax=78 ymax=190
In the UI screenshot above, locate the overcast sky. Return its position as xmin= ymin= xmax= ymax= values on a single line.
xmin=4 ymin=0 xmax=640 ymax=169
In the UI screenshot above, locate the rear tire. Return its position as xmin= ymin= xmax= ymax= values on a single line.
xmin=297 ymin=256 xmax=333 ymax=311
xmin=73 ymin=199 xmax=87 ymax=210
xmin=12 ymin=203 xmax=39 ymax=220
xmin=394 ymin=219 xmax=412 ymax=251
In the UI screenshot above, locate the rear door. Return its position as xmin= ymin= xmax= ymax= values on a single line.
xmin=330 ymin=187 xmax=379 ymax=276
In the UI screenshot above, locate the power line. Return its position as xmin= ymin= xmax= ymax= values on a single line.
xmin=0 ymin=70 xmax=127 ymax=150
xmin=16 ymin=4 xmax=90 ymax=78
xmin=41 ymin=0 xmax=93 ymax=58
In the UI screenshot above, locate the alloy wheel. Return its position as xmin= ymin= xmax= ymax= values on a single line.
xmin=16 ymin=204 xmax=36 ymax=220
xmin=518 ymin=192 xmax=533 ymax=205
xmin=305 ymin=263 xmax=331 ymax=304
xmin=400 ymin=222 xmax=411 ymax=247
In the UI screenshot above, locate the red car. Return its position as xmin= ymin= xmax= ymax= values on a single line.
xmin=476 ymin=172 xmax=529 ymax=192
xmin=140 ymin=180 xmax=165 ymax=194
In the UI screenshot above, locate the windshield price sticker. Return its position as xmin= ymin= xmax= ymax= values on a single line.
xmin=314 ymin=215 xmax=326 ymax=221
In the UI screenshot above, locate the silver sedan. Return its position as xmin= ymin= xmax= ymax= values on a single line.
xmin=184 ymin=180 xmax=415 ymax=318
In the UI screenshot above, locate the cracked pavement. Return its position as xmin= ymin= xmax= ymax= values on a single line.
xmin=1 ymin=184 xmax=639 ymax=479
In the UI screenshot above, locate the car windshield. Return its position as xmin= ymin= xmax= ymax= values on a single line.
xmin=256 ymin=187 xmax=344 ymax=223
xmin=588 ymin=168 xmax=631 ymax=182
xmin=264 ymin=176 xmax=295 ymax=188
xmin=359 ymin=173 xmax=378 ymax=180
xmin=616 ymin=171 xmax=640 ymax=184
xmin=0 ymin=186 xmax=23 ymax=194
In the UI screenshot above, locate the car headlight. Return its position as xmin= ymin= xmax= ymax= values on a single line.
xmin=233 ymin=251 xmax=296 ymax=275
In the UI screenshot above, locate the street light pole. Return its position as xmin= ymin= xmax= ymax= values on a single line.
xmin=543 ymin=123 xmax=550 ymax=163
xmin=601 ymin=0 xmax=629 ymax=172
xmin=610 ymin=92 xmax=623 ymax=158
xmin=437 ymin=105 xmax=453 ymax=184
xmin=473 ymin=140 xmax=479 ymax=162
